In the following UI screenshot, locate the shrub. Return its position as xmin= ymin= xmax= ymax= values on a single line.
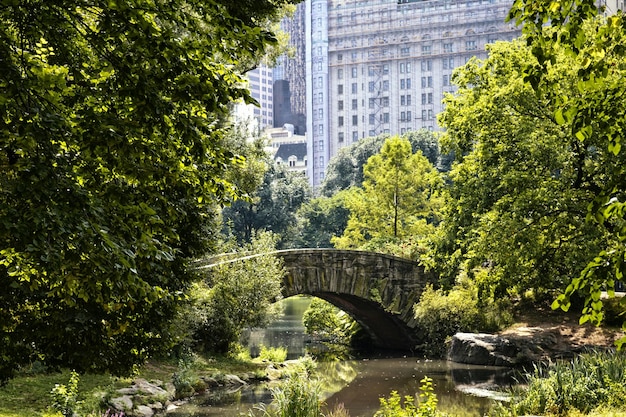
xmin=258 ymin=345 xmax=288 ymax=363
xmin=413 ymin=283 xmax=482 ymax=357
xmin=494 ymin=351 xmax=626 ymax=416
xmin=374 ymin=377 xmax=447 ymax=417
xmin=252 ymin=371 xmax=323 ymax=417
xmin=50 ymin=371 xmax=82 ymax=417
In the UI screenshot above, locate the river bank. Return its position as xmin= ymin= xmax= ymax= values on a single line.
xmin=0 ymin=307 xmax=623 ymax=417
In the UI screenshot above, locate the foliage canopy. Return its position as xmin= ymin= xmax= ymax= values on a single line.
xmin=0 ymin=0 xmax=297 ymax=381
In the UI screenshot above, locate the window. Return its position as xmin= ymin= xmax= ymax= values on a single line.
xmin=421 ymin=60 xmax=432 ymax=71
xmin=383 ymin=64 xmax=389 ymax=75
xmin=401 ymin=111 xmax=406 ymax=122
xmin=338 ymin=54 xmax=343 ymax=62
xmin=369 ymin=98 xmax=375 ymax=109
xmin=338 ymin=69 xmax=344 ymax=79
xmin=443 ymin=74 xmax=450 ymax=86
xmin=401 ymin=79 xmax=405 ymax=89
xmin=400 ymin=63 xmax=405 ymax=73
xmin=443 ymin=42 xmax=453 ymax=53
xmin=400 ymin=46 xmax=410 ymax=55
xmin=352 ymin=131 xmax=358 ymax=142
xmin=466 ymin=40 xmax=477 ymax=50
xmin=338 ymin=84 xmax=344 ymax=94
xmin=401 ymin=95 xmax=406 ymax=106
xmin=369 ymin=114 xmax=376 ymax=124
xmin=422 ymin=109 xmax=427 ymax=120
xmin=406 ymin=63 xmax=411 ymax=72
xmin=422 ymin=93 xmax=427 ymax=105
xmin=352 ymin=115 xmax=358 ymax=126
xmin=406 ymin=78 xmax=411 ymax=89
xmin=368 ymin=81 xmax=375 ymax=92
xmin=428 ymin=92 xmax=433 ymax=104
xmin=338 ymin=100 xmax=344 ymax=111
xmin=382 ymin=113 xmax=390 ymax=123
xmin=352 ymin=67 xmax=358 ymax=78
xmin=338 ymin=116 xmax=344 ymax=127
xmin=407 ymin=111 xmax=412 ymax=121
xmin=422 ymin=45 xmax=431 ymax=55
xmin=368 ymin=66 xmax=375 ymax=76
xmin=319 ymin=124 xmax=324 ymax=134
xmin=382 ymin=96 xmax=389 ymax=107
xmin=428 ymin=109 xmax=434 ymax=120
xmin=352 ymin=99 xmax=358 ymax=110
xmin=406 ymin=95 xmax=411 ymax=105
xmin=351 ymin=83 xmax=357 ymax=94
xmin=338 ymin=132 xmax=345 ymax=142
xmin=443 ymin=57 xmax=454 ymax=69
xmin=383 ymin=80 xmax=389 ymax=91
xmin=422 ymin=76 xmax=432 ymax=88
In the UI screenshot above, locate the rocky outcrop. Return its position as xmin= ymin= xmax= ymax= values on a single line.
xmin=107 ymin=378 xmax=174 ymax=416
xmin=448 ymin=330 xmax=559 ymax=367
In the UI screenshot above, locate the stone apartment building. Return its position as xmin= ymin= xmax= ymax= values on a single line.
xmin=306 ymin=0 xmax=520 ymax=187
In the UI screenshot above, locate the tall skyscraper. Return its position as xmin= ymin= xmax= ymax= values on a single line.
xmin=273 ymin=2 xmax=307 ymax=134
xmin=306 ymin=0 xmax=521 ymax=187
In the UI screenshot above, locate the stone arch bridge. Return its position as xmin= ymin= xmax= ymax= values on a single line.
xmin=196 ymin=249 xmax=437 ymax=351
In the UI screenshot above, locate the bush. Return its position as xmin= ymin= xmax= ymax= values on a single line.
xmin=50 ymin=371 xmax=82 ymax=417
xmin=258 ymin=345 xmax=288 ymax=363
xmin=252 ymin=371 xmax=323 ymax=417
xmin=374 ymin=377 xmax=447 ymax=417
xmin=302 ymin=298 xmax=360 ymax=345
xmin=413 ymin=283 xmax=481 ymax=357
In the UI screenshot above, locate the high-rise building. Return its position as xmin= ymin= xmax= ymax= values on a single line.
xmin=306 ymin=0 xmax=521 ymax=187
xmin=273 ymin=2 xmax=307 ymax=134
xmin=246 ymin=65 xmax=275 ymax=130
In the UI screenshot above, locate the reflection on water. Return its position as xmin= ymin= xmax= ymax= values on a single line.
xmin=170 ymin=296 xmax=516 ymax=417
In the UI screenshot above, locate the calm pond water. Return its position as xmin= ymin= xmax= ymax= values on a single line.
xmin=169 ymin=296 xmax=516 ymax=417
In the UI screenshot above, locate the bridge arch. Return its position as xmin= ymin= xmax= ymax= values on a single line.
xmin=276 ymin=249 xmax=437 ymax=351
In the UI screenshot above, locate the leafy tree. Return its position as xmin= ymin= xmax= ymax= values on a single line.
xmin=184 ymin=232 xmax=284 ymax=354
xmin=507 ymin=0 xmax=626 ymax=338
xmin=430 ymin=38 xmax=612 ymax=300
xmin=332 ymin=136 xmax=442 ymax=258
xmin=320 ymin=130 xmax=447 ymax=197
xmin=0 ymin=0 xmax=297 ymax=381
xmin=294 ymin=191 xmax=351 ymax=248
xmin=222 ymin=163 xmax=312 ymax=248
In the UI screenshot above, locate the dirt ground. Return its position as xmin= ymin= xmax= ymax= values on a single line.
xmin=500 ymin=307 xmax=624 ymax=358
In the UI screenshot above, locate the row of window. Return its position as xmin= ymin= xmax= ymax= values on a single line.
xmin=337 ymin=109 xmax=436 ymax=126
xmin=334 ymin=92 xmax=433 ymax=111
xmin=335 ymin=41 xmax=479 ymax=62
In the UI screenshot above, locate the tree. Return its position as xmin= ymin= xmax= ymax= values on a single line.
xmin=507 ymin=1 xmax=626 ymax=340
xmin=0 ymin=0 xmax=297 ymax=381
xmin=332 ymin=136 xmax=442 ymax=258
xmin=429 ymin=38 xmax=612 ymax=299
xmin=320 ymin=130 xmax=447 ymax=197
xmin=294 ymin=191 xmax=351 ymax=248
xmin=222 ymin=163 xmax=312 ymax=248
xmin=182 ymin=232 xmax=284 ymax=354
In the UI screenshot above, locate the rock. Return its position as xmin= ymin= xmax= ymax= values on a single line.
xmin=448 ymin=333 xmax=516 ymax=366
xmin=449 ymin=329 xmax=562 ymax=366
xmin=109 ymin=395 xmax=134 ymax=411
xmin=223 ymin=374 xmax=247 ymax=386
xmin=133 ymin=405 xmax=154 ymax=417
xmin=133 ymin=378 xmax=169 ymax=396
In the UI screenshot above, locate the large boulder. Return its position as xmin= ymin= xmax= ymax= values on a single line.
xmin=448 ymin=330 xmax=558 ymax=366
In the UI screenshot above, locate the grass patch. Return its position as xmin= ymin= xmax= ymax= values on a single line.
xmin=0 ymin=355 xmax=269 ymax=417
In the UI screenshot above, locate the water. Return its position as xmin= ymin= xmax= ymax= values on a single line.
xmin=170 ymin=296 xmax=516 ymax=416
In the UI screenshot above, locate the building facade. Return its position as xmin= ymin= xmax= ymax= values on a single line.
xmin=273 ymin=2 xmax=308 ymax=134
xmin=306 ymin=0 xmax=521 ymax=187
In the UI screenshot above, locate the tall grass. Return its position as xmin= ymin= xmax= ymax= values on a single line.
xmin=493 ymin=351 xmax=626 ymax=416
xmin=252 ymin=371 xmax=322 ymax=417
